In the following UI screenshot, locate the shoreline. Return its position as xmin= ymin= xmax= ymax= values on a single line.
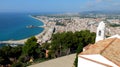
xmin=0 ymin=15 xmax=48 ymax=45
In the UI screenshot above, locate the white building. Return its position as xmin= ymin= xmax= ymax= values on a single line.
xmin=78 ymin=21 xmax=120 ymax=67
xmin=95 ymin=21 xmax=106 ymax=42
xmin=78 ymin=38 xmax=120 ymax=67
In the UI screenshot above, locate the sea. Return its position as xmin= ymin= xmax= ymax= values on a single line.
xmin=0 ymin=13 xmax=44 ymax=47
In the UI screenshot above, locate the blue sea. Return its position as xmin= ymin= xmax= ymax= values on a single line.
xmin=0 ymin=13 xmax=44 ymax=47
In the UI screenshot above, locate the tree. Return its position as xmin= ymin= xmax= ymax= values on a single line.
xmin=74 ymin=56 xmax=78 ymax=67
xmin=42 ymin=43 xmax=50 ymax=50
xmin=10 ymin=46 xmax=22 ymax=59
xmin=0 ymin=48 xmax=11 ymax=66
xmin=18 ymin=55 xmax=30 ymax=63
xmin=11 ymin=62 xmax=23 ymax=67
xmin=1 ymin=45 xmax=12 ymax=57
xmin=22 ymin=36 xmax=39 ymax=59
xmin=76 ymin=43 xmax=83 ymax=55
xmin=73 ymin=30 xmax=96 ymax=67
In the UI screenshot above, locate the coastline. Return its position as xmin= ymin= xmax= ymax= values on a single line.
xmin=0 ymin=15 xmax=48 ymax=45
xmin=33 ymin=16 xmax=55 ymax=44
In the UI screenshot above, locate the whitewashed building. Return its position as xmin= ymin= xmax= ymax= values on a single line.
xmin=78 ymin=38 xmax=120 ymax=67
xmin=95 ymin=21 xmax=106 ymax=42
xmin=78 ymin=21 xmax=120 ymax=67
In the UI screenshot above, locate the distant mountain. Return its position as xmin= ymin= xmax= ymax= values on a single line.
xmin=80 ymin=11 xmax=120 ymax=15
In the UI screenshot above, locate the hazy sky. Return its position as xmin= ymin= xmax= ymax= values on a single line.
xmin=0 ymin=0 xmax=120 ymax=13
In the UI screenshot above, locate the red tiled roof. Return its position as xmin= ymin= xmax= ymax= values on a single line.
xmin=80 ymin=38 xmax=120 ymax=66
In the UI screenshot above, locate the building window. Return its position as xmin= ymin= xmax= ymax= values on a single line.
xmin=99 ymin=30 xmax=101 ymax=36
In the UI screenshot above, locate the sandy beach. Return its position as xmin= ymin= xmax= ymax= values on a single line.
xmin=0 ymin=16 xmax=55 ymax=45
xmin=1 ymin=15 xmax=120 ymax=45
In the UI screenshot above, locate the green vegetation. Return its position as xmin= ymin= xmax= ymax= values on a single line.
xmin=11 ymin=62 xmax=23 ymax=67
xmin=73 ymin=30 xmax=96 ymax=67
xmin=22 ymin=36 xmax=40 ymax=58
xmin=74 ymin=56 xmax=78 ymax=67
xmin=56 ymin=22 xmax=66 ymax=26
xmin=0 ymin=45 xmax=22 ymax=67
xmin=0 ymin=30 xmax=96 ymax=67
xmin=0 ymin=36 xmax=46 ymax=67
xmin=109 ymin=23 xmax=120 ymax=27
xmin=43 ymin=30 xmax=95 ymax=67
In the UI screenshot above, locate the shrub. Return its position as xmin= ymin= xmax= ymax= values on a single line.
xmin=11 ymin=62 xmax=23 ymax=67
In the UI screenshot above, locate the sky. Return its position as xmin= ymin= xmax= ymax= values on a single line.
xmin=0 ymin=0 xmax=120 ymax=13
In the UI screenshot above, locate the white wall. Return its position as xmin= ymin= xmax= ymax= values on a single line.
xmin=78 ymin=54 xmax=118 ymax=67
xmin=95 ymin=21 xmax=105 ymax=42
xmin=78 ymin=57 xmax=106 ymax=67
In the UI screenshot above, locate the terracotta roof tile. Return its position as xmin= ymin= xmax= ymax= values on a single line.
xmin=79 ymin=38 xmax=120 ymax=65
